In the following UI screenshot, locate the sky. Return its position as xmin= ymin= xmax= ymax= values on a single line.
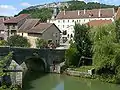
xmin=0 ymin=0 xmax=120 ymax=16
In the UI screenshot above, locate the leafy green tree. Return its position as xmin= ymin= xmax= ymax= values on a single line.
xmin=35 ymin=38 xmax=48 ymax=48
xmin=74 ymin=24 xmax=92 ymax=66
xmin=65 ymin=42 xmax=79 ymax=67
xmin=7 ymin=35 xmax=30 ymax=47
xmin=115 ymin=18 xmax=120 ymax=43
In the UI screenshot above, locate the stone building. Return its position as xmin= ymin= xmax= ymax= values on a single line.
xmin=4 ymin=14 xmax=31 ymax=40
xmin=18 ymin=19 xmax=61 ymax=48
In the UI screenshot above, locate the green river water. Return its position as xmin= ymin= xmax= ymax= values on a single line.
xmin=23 ymin=72 xmax=120 ymax=90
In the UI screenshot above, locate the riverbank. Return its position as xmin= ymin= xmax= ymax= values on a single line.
xmin=63 ymin=67 xmax=119 ymax=84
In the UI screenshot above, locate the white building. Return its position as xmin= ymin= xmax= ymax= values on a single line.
xmin=48 ymin=8 xmax=115 ymax=43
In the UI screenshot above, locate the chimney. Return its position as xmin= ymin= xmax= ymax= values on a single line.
xmin=84 ymin=9 xmax=86 ymax=14
xmin=78 ymin=10 xmax=80 ymax=16
xmin=64 ymin=10 xmax=66 ymax=15
xmin=98 ymin=9 xmax=101 ymax=17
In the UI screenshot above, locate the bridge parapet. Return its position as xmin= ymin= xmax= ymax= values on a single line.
xmin=0 ymin=47 xmax=66 ymax=72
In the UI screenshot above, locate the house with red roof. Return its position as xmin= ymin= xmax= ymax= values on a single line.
xmin=18 ymin=19 xmax=61 ymax=48
xmin=4 ymin=14 xmax=31 ymax=40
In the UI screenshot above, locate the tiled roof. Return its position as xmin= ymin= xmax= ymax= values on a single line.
xmin=18 ymin=19 xmax=40 ymax=32
xmin=115 ymin=7 xmax=120 ymax=20
xmin=28 ymin=23 xmax=53 ymax=33
xmin=4 ymin=14 xmax=30 ymax=24
xmin=87 ymin=20 xmax=112 ymax=27
xmin=56 ymin=8 xmax=114 ymax=19
xmin=18 ymin=19 xmax=58 ymax=34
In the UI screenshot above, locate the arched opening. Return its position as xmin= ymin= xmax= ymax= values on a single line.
xmin=25 ymin=57 xmax=46 ymax=72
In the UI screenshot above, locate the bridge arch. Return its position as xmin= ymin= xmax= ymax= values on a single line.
xmin=24 ymin=56 xmax=47 ymax=72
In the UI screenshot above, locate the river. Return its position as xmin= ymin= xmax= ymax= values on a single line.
xmin=23 ymin=72 xmax=120 ymax=90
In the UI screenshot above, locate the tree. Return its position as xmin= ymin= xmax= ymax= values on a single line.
xmin=65 ymin=42 xmax=79 ymax=67
xmin=17 ymin=8 xmax=53 ymax=22
xmin=7 ymin=35 xmax=30 ymax=47
xmin=35 ymin=38 xmax=48 ymax=48
xmin=115 ymin=18 xmax=120 ymax=43
xmin=90 ymin=23 xmax=120 ymax=83
xmin=74 ymin=24 xmax=92 ymax=66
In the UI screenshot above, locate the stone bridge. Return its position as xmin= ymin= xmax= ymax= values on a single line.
xmin=0 ymin=47 xmax=66 ymax=72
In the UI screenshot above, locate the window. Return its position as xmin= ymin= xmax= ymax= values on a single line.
xmin=68 ymin=20 xmax=69 ymax=22
xmin=72 ymin=20 xmax=74 ymax=22
xmin=63 ymin=30 xmax=67 ymax=35
xmin=58 ymin=20 xmax=60 ymax=23
xmin=56 ymin=33 xmax=58 ymax=37
xmin=79 ymin=20 xmax=81 ymax=22
xmin=68 ymin=34 xmax=69 ymax=38
xmin=63 ymin=25 xmax=64 ymax=28
xmin=22 ymin=33 xmax=23 ymax=36
xmin=12 ymin=25 xmax=15 ymax=29
xmin=71 ymin=34 xmax=73 ymax=38
xmin=7 ymin=25 xmax=10 ymax=29
xmin=63 ymin=20 xmax=65 ymax=23
xmin=77 ymin=20 xmax=79 ymax=22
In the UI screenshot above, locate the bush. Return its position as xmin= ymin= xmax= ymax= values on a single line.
xmin=0 ymin=40 xmax=7 ymax=46
xmin=35 ymin=38 xmax=48 ymax=48
xmin=7 ymin=35 xmax=30 ymax=47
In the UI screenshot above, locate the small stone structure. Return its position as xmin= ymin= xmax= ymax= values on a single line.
xmin=3 ymin=60 xmax=24 ymax=88
xmin=66 ymin=68 xmax=93 ymax=77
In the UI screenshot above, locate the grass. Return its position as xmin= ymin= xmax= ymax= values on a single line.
xmin=73 ymin=66 xmax=95 ymax=72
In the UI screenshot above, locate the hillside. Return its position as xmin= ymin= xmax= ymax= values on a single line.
xmin=17 ymin=1 xmax=118 ymax=22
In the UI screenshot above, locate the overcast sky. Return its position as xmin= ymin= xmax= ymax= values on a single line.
xmin=0 ymin=0 xmax=119 ymax=16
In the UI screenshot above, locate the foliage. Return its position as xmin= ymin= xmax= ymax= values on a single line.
xmin=67 ymin=1 xmax=118 ymax=11
xmin=35 ymin=38 xmax=48 ymax=48
xmin=7 ymin=35 xmax=30 ymax=47
xmin=73 ymin=66 xmax=95 ymax=72
xmin=115 ymin=18 xmax=120 ymax=43
xmin=0 ymin=40 xmax=7 ymax=46
xmin=74 ymin=24 xmax=92 ymax=66
xmin=65 ymin=42 xmax=79 ymax=67
xmin=90 ymin=23 xmax=120 ymax=83
xmin=0 ymin=52 xmax=13 ymax=76
xmin=17 ymin=8 xmax=53 ymax=22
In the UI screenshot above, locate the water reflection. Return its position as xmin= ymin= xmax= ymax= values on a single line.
xmin=23 ymin=72 xmax=120 ymax=90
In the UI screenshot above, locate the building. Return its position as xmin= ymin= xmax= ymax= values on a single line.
xmin=87 ymin=20 xmax=112 ymax=27
xmin=4 ymin=14 xmax=31 ymax=40
xmin=0 ymin=17 xmax=11 ymax=40
xmin=48 ymin=8 xmax=115 ymax=43
xmin=18 ymin=19 xmax=61 ymax=48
